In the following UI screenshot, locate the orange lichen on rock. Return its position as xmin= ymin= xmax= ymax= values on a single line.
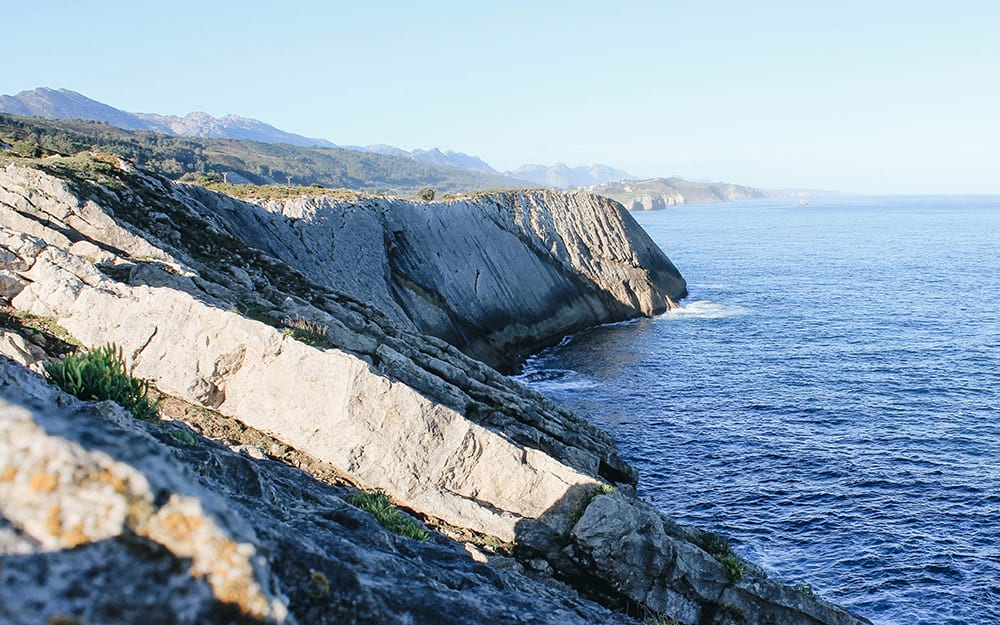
xmin=29 ymin=472 xmax=59 ymax=493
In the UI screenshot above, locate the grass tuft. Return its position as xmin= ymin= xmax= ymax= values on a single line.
xmin=0 ymin=308 xmax=82 ymax=349
xmin=570 ymin=482 xmax=616 ymax=522
xmin=45 ymin=343 xmax=160 ymax=421
xmin=348 ymin=489 xmax=429 ymax=540
xmin=281 ymin=316 xmax=332 ymax=348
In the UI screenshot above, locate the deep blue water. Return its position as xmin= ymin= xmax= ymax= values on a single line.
xmin=518 ymin=196 xmax=1000 ymax=625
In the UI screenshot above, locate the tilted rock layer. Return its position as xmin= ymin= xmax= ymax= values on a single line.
xmin=0 ymin=156 xmax=869 ymax=625
xmin=194 ymin=187 xmax=687 ymax=370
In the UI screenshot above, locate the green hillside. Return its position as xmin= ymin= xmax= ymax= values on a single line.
xmin=0 ymin=114 xmax=528 ymax=196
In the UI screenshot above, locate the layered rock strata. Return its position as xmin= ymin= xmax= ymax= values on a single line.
xmin=189 ymin=187 xmax=687 ymax=371
xmin=0 ymin=156 xmax=869 ymax=625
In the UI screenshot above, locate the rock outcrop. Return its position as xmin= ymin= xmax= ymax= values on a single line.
xmin=570 ymin=494 xmax=865 ymax=625
xmin=188 ymin=186 xmax=687 ymax=371
xmin=0 ymin=155 xmax=870 ymax=625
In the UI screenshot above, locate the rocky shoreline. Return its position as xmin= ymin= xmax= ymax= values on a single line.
xmin=1 ymin=155 xmax=869 ymax=624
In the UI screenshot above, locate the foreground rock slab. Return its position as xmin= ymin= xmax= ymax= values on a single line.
xmin=0 ymin=358 xmax=638 ymax=625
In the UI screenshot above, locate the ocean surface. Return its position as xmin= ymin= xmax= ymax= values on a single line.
xmin=518 ymin=196 xmax=1000 ymax=625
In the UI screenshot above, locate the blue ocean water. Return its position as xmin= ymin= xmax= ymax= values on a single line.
xmin=518 ymin=196 xmax=1000 ymax=625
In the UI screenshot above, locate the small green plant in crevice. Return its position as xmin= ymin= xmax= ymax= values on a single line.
xmin=481 ymin=534 xmax=503 ymax=552
xmin=568 ymin=482 xmax=617 ymax=528
xmin=718 ymin=602 xmax=746 ymax=622
xmin=639 ymin=605 xmax=682 ymax=625
xmin=308 ymin=569 xmax=331 ymax=598
xmin=169 ymin=427 xmax=199 ymax=446
xmin=280 ymin=316 xmax=333 ymax=349
xmin=719 ymin=554 xmax=745 ymax=583
xmin=44 ymin=343 xmax=160 ymax=421
xmin=496 ymin=404 xmax=518 ymax=417
xmin=792 ymin=580 xmax=816 ymax=597
xmin=348 ymin=489 xmax=429 ymax=541
xmin=695 ymin=529 xmax=731 ymax=559
xmin=641 ymin=613 xmax=681 ymax=625
xmin=234 ymin=302 xmax=278 ymax=324
xmin=694 ymin=530 xmax=745 ymax=583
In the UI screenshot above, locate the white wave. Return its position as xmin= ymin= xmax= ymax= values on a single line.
xmin=659 ymin=299 xmax=749 ymax=320
xmin=515 ymin=368 xmax=599 ymax=393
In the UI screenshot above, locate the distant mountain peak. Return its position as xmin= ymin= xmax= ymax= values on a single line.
xmin=0 ymin=87 xmax=336 ymax=148
xmin=0 ymin=87 xmax=148 ymax=130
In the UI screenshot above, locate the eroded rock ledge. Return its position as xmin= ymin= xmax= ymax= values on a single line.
xmin=0 ymin=156 xmax=869 ymax=625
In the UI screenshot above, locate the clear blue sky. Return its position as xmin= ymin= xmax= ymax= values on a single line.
xmin=4 ymin=1 xmax=999 ymax=194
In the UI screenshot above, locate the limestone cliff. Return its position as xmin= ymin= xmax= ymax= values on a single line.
xmin=186 ymin=187 xmax=687 ymax=371
xmin=586 ymin=177 xmax=766 ymax=210
xmin=0 ymin=155 xmax=869 ymax=625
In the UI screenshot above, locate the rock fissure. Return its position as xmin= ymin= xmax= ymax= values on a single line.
xmin=131 ymin=325 xmax=159 ymax=369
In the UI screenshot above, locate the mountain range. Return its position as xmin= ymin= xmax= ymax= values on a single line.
xmin=507 ymin=163 xmax=635 ymax=188
xmin=0 ymin=113 xmax=533 ymax=195
xmin=1 ymin=87 xmax=802 ymax=201
xmin=0 ymin=88 xmax=631 ymax=186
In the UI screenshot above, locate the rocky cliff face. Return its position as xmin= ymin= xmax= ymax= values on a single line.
xmin=0 ymin=155 xmax=869 ymax=625
xmin=233 ymin=189 xmax=687 ymax=371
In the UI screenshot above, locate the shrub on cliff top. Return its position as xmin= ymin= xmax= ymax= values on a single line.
xmin=45 ymin=343 xmax=160 ymax=421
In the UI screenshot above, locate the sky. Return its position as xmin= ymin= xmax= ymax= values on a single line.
xmin=3 ymin=0 xmax=999 ymax=194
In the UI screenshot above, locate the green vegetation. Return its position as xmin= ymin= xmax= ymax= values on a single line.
xmin=718 ymin=555 xmax=745 ymax=583
xmin=191 ymin=178 xmax=364 ymax=201
xmin=0 ymin=113 xmax=526 ymax=195
xmin=280 ymin=317 xmax=333 ymax=349
xmin=308 ymin=570 xmax=331 ymax=598
xmin=169 ymin=427 xmax=199 ymax=446
xmin=793 ymin=581 xmax=817 ymax=596
xmin=569 ymin=482 xmax=617 ymax=527
xmin=45 ymin=343 xmax=160 ymax=421
xmin=695 ymin=530 xmax=732 ymax=559
xmin=694 ymin=529 xmax=745 ymax=583
xmin=0 ymin=308 xmax=82 ymax=349
xmin=348 ymin=489 xmax=430 ymax=540
xmin=417 ymin=187 xmax=435 ymax=201
xmin=718 ymin=603 xmax=747 ymax=622
xmin=481 ymin=535 xmax=503 ymax=551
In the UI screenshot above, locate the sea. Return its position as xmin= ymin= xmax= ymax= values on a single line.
xmin=517 ymin=195 xmax=1000 ymax=625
